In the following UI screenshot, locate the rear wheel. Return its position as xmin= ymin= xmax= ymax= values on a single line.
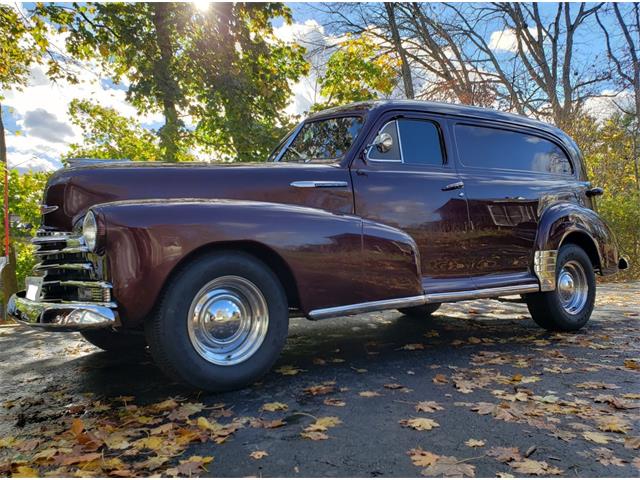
xmin=145 ymin=251 xmax=289 ymax=391
xmin=80 ymin=329 xmax=146 ymax=351
xmin=398 ymin=303 xmax=441 ymax=318
xmin=526 ymin=244 xmax=596 ymax=331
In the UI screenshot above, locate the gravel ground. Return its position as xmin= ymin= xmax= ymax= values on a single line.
xmin=0 ymin=282 xmax=638 ymax=477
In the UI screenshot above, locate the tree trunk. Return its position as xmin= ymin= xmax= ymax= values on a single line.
xmin=385 ymin=3 xmax=414 ymax=99
xmin=0 ymin=103 xmax=18 ymax=318
xmin=151 ymin=3 xmax=181 ymax=162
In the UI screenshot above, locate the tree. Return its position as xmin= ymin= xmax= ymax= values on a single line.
xmin=43 ymin=2 xmax=309 ymax=162
xmin=315 ymin=32 xmax=399 ymax=109
xmin=64 ymin=99 xmax=168 ymax=162
xmin=0 ymin=4 xmax=70 ymax=308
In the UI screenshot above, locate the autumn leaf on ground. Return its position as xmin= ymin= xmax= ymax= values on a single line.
xmin=433 ymin=374 xmax=448 ymax=384
xmin=168 ymin=402 xmax=204 ymax=420
xmin=384 ymin=383 xmax=404 ymax=390
xmin=165 ymin=455 xmax=213 ymax=477
xmin=12 ymin=466 xmax=39 ymax=478
xmin=276 ymin=365 xmax=304 ymax=376
xmin=359 ymin=391 xmax=381 ymax=397
xmin=509 ymin=459 xmax=563 ymax=475
xmin=583 ymin=431 xmax=610 ymax=444
xmin=304 ymin=383 xmax=335 ymax=396
xmin=400 ymin=343 xmax=425 ymax=351
xmin=625 ymin=437 xmax=640 ymax=450
xmin=300 ymin=431 xmax=329 ymax=441
xmin=624 ymin=359 xmax=640 ymax=370
xmin=261 ymin=402 xmax=288 ymax=412
xmin=415 ymin=401 xmax=444 ymax=413
xmin=575 ymin=381 xmax=619 ymax=390
xmin=305 ymin=416 xmax=342 ymax=432
xmin=486 ymin=447 xmax=521 ymax=463
xmin=465 ymin=438 xmax=486 ymax=447
xmin=250 ymin=451 xmax=268 ymax=460
xmin=597 ymin=415 xmax=630 ymax=433
xmin=593 ymin=447 xmax=626 ymax=466
xmin=399 ymin=417 xmax=439 ymax=431
xmin=149 ymin=399 xmax=179 ymax=412
xmin=323 ymin=398 xmax=346 ymax=407
xmin=420 ymin=454 xmax=476 ymax=477
xmin=408 ymin=448 xmax=439 ymax=467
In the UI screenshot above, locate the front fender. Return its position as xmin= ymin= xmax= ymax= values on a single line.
xmin=535 ymin=202 xmax=619 ymax=275
xmin=93 ymin=199 xmax=422 ymax=325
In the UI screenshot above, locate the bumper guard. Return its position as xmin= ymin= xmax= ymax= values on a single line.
xmin=7 ymin=291 xmax=118 ymax=331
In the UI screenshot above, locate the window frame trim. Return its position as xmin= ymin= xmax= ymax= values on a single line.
xmin=452 ymin=120 xmax=575 ymax=176
xmin=365 ymin=116 xmax=448 ymax=167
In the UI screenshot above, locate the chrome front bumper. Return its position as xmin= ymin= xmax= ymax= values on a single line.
xmin=7 ymin=291 xmax=118 ymax=331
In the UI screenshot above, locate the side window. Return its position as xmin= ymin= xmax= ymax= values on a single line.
xmin=455 ymin=124 xmax=573 ymax=175
xmin=398 ymin=119 xmax=444 ymax=166
xmin=368 ymin=121 xmax=401 ymax=161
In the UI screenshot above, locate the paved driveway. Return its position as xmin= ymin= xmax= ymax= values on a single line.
xmin=1 ymin=282 xmax=638 ymax=477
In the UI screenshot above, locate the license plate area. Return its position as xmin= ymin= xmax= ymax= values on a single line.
xmin=25 ymin=276 xmax=44 ymax=301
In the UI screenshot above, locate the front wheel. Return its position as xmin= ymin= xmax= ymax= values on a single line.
xmin=526 ymin=244 xmax=596 ymax=331
xmin=145 ymin=251 xmax=289 ymax=392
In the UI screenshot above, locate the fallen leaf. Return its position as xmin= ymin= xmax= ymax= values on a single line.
xmin=625 ymin=437 xmax=640 ymax=450
xmin=384 ymin=383 xmax=404 ymax=390
xmin=303 ymin=384 xmax=335 ymax=396
xmin=465 ymin=438 xmax=485 ymax=447
xmin=486 ymin=447 xmax=521 ymax=463
xmin=399 ymin=417 xmax=439 ymax=431
xmin=415 ymin=401 xmax=444 ymax=413
xmin=408 ymin=448 xmax=439 ymax=467
xmin=401 ymin=343 xmax=425 ymax=351
xmin=421 ymin=455 xmax=476 ymax=477
xmin=305 ymin=416 xmax=342 ymax=432
xmin=323 ymin=398 xmax=346 ymax=407
xmin=300 ymin=431 xmax=329 ymax=441
xmin=433 ymin=374 xmax=448 ymax=384
xmin=509 ymin=459 xmax=563 ymax=475
xmin=276 ymin=365 xmax=303 ymax=376
xmin=250 ymin=451 xmax=268 ymax=460
xmin=583 ymin=431 xmax=610 ymax=444
xmin=13 ymin=466 xmax=39 ymax=478
xmin=359 ymin=391 xmax=381 ymax=397
xmin=597 ymin=416 xmax=629 ymax=433
xmin=593 ymin=447 xmax=626 ymax=466
xmin=261 ymin=402 xmax=288 ymax=412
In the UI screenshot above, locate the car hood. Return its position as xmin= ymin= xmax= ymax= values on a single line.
xmin=42 ymin=161 xmax=351 ymax=231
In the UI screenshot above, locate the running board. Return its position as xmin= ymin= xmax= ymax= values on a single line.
xmin=307 ymin=283 xmax=540 ymax=320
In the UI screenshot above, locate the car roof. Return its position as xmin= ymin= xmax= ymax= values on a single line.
xmin=309 ymin=99 xmax=570 ymax=143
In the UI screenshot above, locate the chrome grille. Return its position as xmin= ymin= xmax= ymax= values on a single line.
xmin=31 ymin=230 xmax=113 ymax=304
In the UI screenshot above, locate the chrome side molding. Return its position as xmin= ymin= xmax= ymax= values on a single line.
xmin=534 ymin=250 xmax=558 ymax=291
xmin=308 ymin=295 xmax=426 ymax=320
xmin=291 ymin=181 xmax=349 ymax=188
xmin=424 ymin=283 xmax=540 ymax=303
xmin=308 ymin=283 xmax=541 ymax=320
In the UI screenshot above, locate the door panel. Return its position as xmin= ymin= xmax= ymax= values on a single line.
xmin=452 ymin=121 xmax=580 ymax=281
xmin=351 ymin=113 xmax=472 ymax=292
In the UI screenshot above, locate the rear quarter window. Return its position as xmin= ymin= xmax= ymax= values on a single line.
xmin=455 ymin=124 xmax=573 ymax=175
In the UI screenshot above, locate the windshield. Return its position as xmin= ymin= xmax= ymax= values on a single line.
xmin=274 ymin=116 xmax=365 ymax=163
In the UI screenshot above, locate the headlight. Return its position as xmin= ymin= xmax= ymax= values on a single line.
xmin=82 ymin=211 xmax=98 ymax=251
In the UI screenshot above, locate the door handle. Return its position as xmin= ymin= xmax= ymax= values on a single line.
xmin=290 ymin=181 xmax=349 ymax=188
xmin=442 ymin=181 xmax=464 ymax=191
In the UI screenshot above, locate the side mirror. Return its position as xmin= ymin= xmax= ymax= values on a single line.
xmin=374 ymin=132 xmax=393 ymax=153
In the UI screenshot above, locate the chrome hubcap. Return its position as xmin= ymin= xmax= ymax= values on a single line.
xmin=557 ymin=260 xmax=588 ymax=314
xmin=187 ymin=276 xmax=268 ymax=366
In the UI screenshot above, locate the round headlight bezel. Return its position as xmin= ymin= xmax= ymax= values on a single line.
xmin=82 ymin=210 xmax=98 ymax=252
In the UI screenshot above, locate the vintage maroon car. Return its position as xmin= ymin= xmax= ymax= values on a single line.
xmin=8 ymin=100 xmax=628 ymax=391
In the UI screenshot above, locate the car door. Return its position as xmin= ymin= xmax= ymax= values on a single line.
xmin=451 ymin=120 xmax=577 ymax=288
xmin=350 ymin=111 xmax=474 ymax=293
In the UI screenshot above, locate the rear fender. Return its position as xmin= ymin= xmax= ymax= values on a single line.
xmin=534 ymin=202 xmax=619 ymax=280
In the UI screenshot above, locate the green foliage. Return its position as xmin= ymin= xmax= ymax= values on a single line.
xmin=42 ymin=2 xmax=309 ymax=162
xmin=63 ymin=99 xmax=185 ymax=162
xmin=571 ymin=113 xmax=640 ymax=279
xmin=314 ymin=33 xmax=400 ymax=110
xmin=0 ymin=170 xmax=49 ymax=288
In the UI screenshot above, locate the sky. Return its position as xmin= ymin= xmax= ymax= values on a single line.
xmin=0 ymin=2 xmax=628 ymax=174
